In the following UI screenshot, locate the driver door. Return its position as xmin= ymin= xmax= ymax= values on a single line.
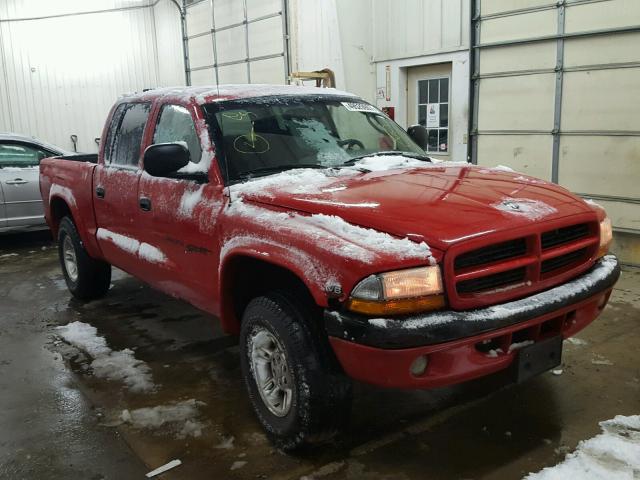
xmin=136 ymin=103 xmax=223 ymax=313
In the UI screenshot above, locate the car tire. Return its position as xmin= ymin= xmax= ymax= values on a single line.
xmin=240 ymin=290 xmax=352 ymax=452
xmin=58 ymin=216 xmax=111 ymax=301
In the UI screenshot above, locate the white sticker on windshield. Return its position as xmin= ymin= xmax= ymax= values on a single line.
xmin=341 ymin=101 xmax=379 ymax=113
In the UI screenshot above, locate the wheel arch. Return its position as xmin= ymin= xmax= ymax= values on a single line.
xmin=218 ymin=252 xmax=327 ymax=335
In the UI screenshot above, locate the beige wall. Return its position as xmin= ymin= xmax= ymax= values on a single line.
xmin=474 ymin=0 xmax=640 ymax=263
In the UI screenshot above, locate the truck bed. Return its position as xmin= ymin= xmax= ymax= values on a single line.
xmin=40 ymin=156 xmax=101 ymax=258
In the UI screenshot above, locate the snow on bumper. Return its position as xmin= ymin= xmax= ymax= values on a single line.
xmin=325 ymin=255 xmax=619 ymax=389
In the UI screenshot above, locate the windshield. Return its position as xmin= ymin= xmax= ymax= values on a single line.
xmin=203 ymin=96 xmax=426 ymax=182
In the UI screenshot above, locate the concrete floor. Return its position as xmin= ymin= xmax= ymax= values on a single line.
xmin=0 ymin=230 xmax=638 ymax=480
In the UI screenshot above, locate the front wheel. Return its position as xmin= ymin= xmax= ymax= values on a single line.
xmin=58 ymin=216 xmax=111 ymax=300
xmin=240 ymin=291 xmax=352 ymax=452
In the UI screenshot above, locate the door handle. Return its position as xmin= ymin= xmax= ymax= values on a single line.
xmin=139 ymin=197 xmax=152 ymax=211
xmin=96 ymin=186 xmax=105 ymax=198
xmin=6 ymin=179 xmax=28 ymax=185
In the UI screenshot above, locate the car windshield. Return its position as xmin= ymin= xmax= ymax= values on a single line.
xmin=203 ymin=96 xmax=426 ymax=182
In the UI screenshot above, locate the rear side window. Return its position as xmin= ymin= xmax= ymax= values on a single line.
xmin=103 ymin=104 xmax=126 ymax=164
xmin=153 ymin=104 xmax=202 ymax=163
xmin=109 ymin=103 xmax=151 ymax=168
xmin=0 ymin=143 xmax=51 ymax=167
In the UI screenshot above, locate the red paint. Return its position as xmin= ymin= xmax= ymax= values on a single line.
xmin=39 ymin=87 xmax=612 ymax=389
xmin=329 ymin=288 xmax=612 ymax=389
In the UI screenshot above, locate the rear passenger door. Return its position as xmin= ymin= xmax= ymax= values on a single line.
xmin=94 ymin=102 xmax=151 ymax=272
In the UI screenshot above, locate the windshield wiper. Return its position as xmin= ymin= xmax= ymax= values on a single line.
xmin=237 ymin=163 xmax=326 ymax=180
xmin=341 ymin=151 xmax=432 ymax=166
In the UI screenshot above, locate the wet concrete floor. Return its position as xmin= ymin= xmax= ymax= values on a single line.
xmin=0 ymin=230 xmax=638 ymax=479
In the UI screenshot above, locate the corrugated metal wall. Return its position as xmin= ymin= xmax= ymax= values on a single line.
xmin=372 ymin=0 xmax=470 ymax=62
xmin=184 ymin=0 xmax=288 ymax=87
xmin=0 ymin=0 xmax=184 ymax=153
xmin=471 ymin=0 xmax=640 ymax=264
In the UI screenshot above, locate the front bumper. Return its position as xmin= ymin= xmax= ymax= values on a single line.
xmin=325 ymin=255 xmax=620 ymax=389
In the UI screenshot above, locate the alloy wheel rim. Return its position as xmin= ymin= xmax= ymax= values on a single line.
xmin=249 ymin=328 xmax=293 ymax=417
xmin=63 ymin=236 xmax=78 ymax=282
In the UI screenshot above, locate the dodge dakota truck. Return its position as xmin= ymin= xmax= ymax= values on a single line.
xmin=40 ymin=85 xmax=620 ymax=451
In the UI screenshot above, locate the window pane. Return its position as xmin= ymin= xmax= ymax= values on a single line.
xmin=440 ymin=78 xmax=449 ymax=102
xmin=440 ymin=103 xmax=448 ymax=128
xmin=418 ymin=81 xmax=428 ymax=104
xmin=418 ymin=105 xmax=427 ymax=126
xmin=428 ymin=79 xmax=439 ymax=103
xmin=0 ymin=144 xmax=43 ymax=167
xmin=439 ymin=129 xmax=448 ymax=152
xmin=112 ymin=103 xmax=150 ymax=167
xmin=153 ymin=105 xmax=202 ymax=164
xmin=104 ymin=104 xmax=127 ymax=164
xmin=427 ymin=129 xmax=438 ymax=152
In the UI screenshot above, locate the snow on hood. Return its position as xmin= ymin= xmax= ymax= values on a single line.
xmin=230 ymin=155 xmax=593 ymax=251
xmin=225 ymin=199 xmax=435 ymax=265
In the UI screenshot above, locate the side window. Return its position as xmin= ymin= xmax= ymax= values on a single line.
xmin=153 ymin=104 xmax=202 ymax=163
xmin=0 ymin=143 xmax=49 ymax=168
xmin=111 ymin=103 xmax=151 ymax=168
xmin=104 ymin=104 xmax=127 ymax=164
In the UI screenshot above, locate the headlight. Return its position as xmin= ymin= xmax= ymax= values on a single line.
xmin=597 ymin=217 xmax=612 ymax=258
xmin=347 ymin=266 xmax=444 ymax=316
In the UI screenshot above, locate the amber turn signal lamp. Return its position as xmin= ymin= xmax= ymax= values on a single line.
xmin=346 ymin=294 xmax=445 ymax=316
xmin=597 ymin=217 xmax=612 ymax=258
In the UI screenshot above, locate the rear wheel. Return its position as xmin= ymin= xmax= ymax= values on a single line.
xmin=58 ymin=216 xmax=111 ymax=300
xmin=240 ymin=290 xmax=352 ymax=452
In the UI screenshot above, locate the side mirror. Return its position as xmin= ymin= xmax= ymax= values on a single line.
xmin=407 ymin=124 xmax=428 ymax=150
xmin=143 ymin=142 xmax=190 ymax=177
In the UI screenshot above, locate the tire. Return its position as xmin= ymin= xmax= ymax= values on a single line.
xmin=58 ymin=216 xmax=111 ymax=301
xmin=240 ymin=290 xmax=352 ymax=452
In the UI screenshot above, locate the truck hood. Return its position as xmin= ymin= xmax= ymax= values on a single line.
xmin=235 ymin=165 xmax=594 ymax=252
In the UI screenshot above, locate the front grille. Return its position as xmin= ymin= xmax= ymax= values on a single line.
xmin=455 ymin=238 xmax=527 ymax=271
xmin=541 ymin=223 xmax=589 ymax=250
xmin=450 ymin=220 xmax=599 ymax=308
xmin=457 ymin=267 xmax=527 ymax=294
xmin=541 ymin=248 xmax=588 ymax=274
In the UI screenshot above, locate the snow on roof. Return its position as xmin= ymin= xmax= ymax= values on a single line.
xmin=0 ymin=132 xmax=73 ymax=155
xmin=123 ymin=84 xmax=358 ymax=105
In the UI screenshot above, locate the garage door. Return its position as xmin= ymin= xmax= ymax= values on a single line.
xmin=470 ymin=0 xmax=640 ymax=264
xmin=184 ymin=0 xmax=289 ymax=86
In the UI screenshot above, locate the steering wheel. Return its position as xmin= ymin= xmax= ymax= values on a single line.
xmin=338 ymin=138 xmax=365 ymax=150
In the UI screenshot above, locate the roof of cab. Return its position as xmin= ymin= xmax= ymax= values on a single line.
xmin=120 ymin=84 xmax=359 ymax=105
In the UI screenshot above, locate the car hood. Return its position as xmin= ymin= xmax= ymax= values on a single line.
xmin=234 ymin=164 xmax=595 ymax=252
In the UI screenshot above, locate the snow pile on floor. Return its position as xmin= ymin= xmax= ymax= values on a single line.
xmin=97 ymin=228 xmax=167 ymax=265
xmin=57 ymin=321 xmax=154 ymax=392
xmin=120 ymin=399 xmax=206 ymax=439
xmin=524 ymin=415 xmax=640 ymax=480
xmin=492 ymin=197 xmax=558 ymax=221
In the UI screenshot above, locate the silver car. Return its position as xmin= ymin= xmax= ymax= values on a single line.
xmin=0 ymin=133 xmax=73 ymax=232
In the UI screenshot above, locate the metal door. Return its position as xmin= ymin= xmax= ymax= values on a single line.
xmin=184 ymin=0 xmax=289 ymax=85
xmin=0 ymin=142 xmax=49 ymax=228
xmin=470 ymin=0 xmax=640 ymax=264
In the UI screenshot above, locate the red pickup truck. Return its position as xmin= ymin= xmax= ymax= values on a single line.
xmin=40 ymin=85 xmax=619 ymax=451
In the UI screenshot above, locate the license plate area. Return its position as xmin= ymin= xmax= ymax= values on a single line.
xmin=513 ymin=336 xmax=562 ymax=383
